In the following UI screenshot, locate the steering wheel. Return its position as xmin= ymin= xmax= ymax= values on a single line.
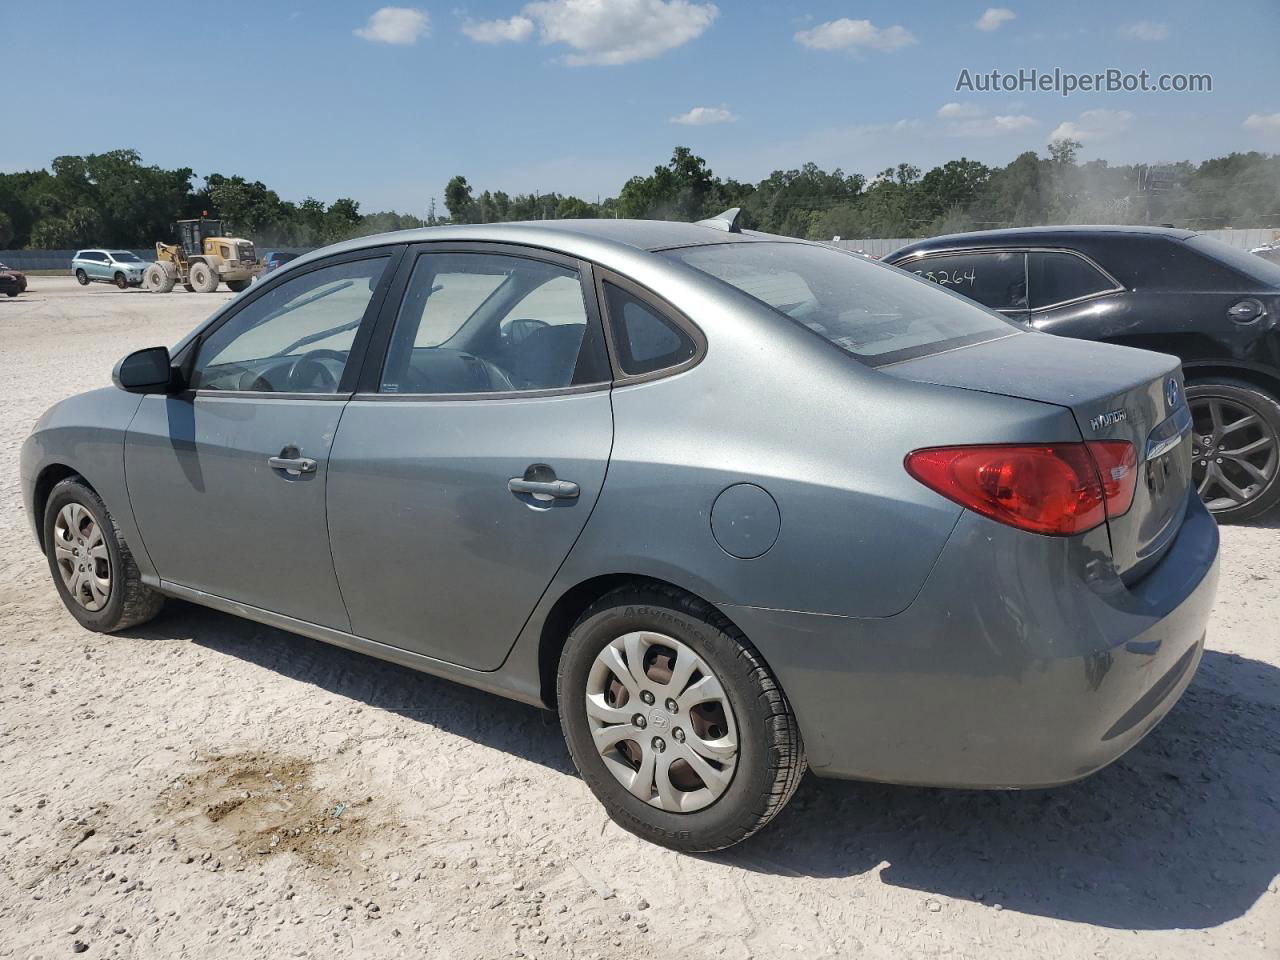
xmin=287 ymin=349 xmax=347 ymax=392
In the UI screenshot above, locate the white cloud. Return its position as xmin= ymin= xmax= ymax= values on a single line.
xmin=1050 ymin=108 xmax=1133 ymax=144
xmin=937 ymin=102 xmax=983 ymax=119
xmin=1244 ymin=112 xmax=1280 ymax=133
xmin=975 ymin=8 xmax=1015 ymax=32
xmin=461 ymin=15 xmax=535 ymax=43
xmin=935 ymin=102 xmax=1034 ymax=136
xmin=1125 ymin=20 xmax=1170 ymax=42
xmin=464 ymin=0 xmax=717 ymax=65
xmin=355 ymin=7 xmax=429 ymax=45
xmin=670 ymin=105 xmax=736 ymax=125
xmin=794 ymin=18 xmax=916 ymax=53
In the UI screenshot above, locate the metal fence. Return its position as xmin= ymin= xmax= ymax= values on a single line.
xmin=0 ymin=247 xmax=314 ymax=271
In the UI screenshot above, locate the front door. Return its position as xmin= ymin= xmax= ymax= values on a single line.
xmin=327 ymin=245 xmax=614 ymax=670
xmin=125 ymin=251 xmax=398 ymax=629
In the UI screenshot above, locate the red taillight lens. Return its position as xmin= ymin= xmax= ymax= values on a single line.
xmin=905 ymin=442 xmax=1135 ymax=536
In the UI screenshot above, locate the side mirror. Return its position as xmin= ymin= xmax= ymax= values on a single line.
xmin=113 ymin=346 xmax=178 ymax=394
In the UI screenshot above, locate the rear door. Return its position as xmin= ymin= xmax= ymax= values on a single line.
xmin=326 ymin=244 xmax=614 ymax=670
xmin=1024 ymin=249 xmax=1127 ymax=335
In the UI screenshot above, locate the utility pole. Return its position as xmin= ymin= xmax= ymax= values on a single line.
xmin=428 ymin=197 xmax=437 ymax=226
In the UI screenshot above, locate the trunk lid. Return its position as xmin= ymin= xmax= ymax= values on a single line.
xmin=883 ymin=332 xmax=1192 ymax=577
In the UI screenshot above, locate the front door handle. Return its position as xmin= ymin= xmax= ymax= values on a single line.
xmin=268 ymin=446 xmax=318 ymax=476
xmin=508 ymin=478 xmax=580 ymax=499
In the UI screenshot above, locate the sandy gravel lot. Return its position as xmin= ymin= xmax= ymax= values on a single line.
xmin=1 ymin=277 xmax=1278 ymax=960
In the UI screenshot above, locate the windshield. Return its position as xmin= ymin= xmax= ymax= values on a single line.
xmin=665 ymin=241 xmax=1016 ymax=365
xmin=1186 ymin=235 xmax=1280 ymax=287
xmin=110 ymin=251 xmax=143 ymax=262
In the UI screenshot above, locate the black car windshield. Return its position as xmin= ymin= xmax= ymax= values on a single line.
xmin=110 ymin=251 xmax=143 ymax=262
xmin=1186 ymin=235 xmax=1280 ymax=287
xmin=665 ymin=241 xmax=1016 ymax=365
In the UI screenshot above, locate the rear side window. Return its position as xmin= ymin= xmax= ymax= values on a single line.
xmin=1026 ymin=251 xmax=1117 ymax=309
xmin=602 ymin=282 xmax=696 ymax=376
xmin=668 ymin=242 xmax=1015 ymax=365
xmin=905 ymin=251 xmax=1027 ymax=311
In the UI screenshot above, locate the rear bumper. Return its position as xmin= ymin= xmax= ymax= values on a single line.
xmin=724 ymin=491 xmax=1220 ymax=788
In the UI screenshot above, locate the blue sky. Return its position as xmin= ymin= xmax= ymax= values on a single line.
xmin=5 ymin=0 xmax=1278 ymax=215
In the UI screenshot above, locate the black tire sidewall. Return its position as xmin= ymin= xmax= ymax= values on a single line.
xmin=557 ymin=595 xmax=778 ymax=850
xmin=43 ymin=481 xmax=130 ymax=631
xmin=1187 ymin=379 xmax=1280 ymax=522
xmin=75 ymin=269 xmax=88 ymax=285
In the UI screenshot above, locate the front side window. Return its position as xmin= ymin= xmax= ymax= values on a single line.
xmin=380 ymin=252 xmax=606 ymax=394
xmin=668 ymin=242 xmax=1016 ymax=364
xmin=191 ymin=256 xmax=389 ymax=393
xmin=905 ymin=251 xmax=1028 ymax=311
xmin=1027 ymin=251 xmax=1117 ymax=308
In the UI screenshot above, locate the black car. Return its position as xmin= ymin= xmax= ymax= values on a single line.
xmin=886 ymin=226 xmax=1280 ymax=521
xmin=0 ymin=261 xmax=28 ymax=297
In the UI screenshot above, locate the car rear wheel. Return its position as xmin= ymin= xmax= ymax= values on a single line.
xmin=43 ymin=478 xmax=164 ymax=633
xmin=557 ymin=585 xmax=805 ymax=852
xmin=75 ymin=269 xmax=89 ymax=285
xmin=114 ymin=272 xmax=128 ymax=290
xmin=1187 ymin=378 xmax=1280 ymax=522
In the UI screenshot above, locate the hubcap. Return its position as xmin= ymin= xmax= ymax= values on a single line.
xmin=585 ymin=631 xmax=738 ymax=813
xmin=1189 ymin=395 xmax=1278 ymax=511
xmin=52 ymin=503 xmax=110 ymax=611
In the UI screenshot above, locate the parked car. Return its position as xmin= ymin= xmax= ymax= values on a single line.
xmin=257 ymin=250 xmax=301 ymax=280
xmin=72 ymin=250 xmax=148 ymax=289
xmin=0 ymin=261 xmax=27 ymax=297
xmin=22 ymin=217 xmax=1219 ymax=852
xmin=886 ymin=226 xmax=1280 ymax=521
xmin=1251 ymin=241 xmax=1280 ymax=267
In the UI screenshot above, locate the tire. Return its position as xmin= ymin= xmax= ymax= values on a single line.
xmin=5 ymin=290 xmax=16 ymax=297
xmin=75 ymin=269 xmax=89 ymax=286
xmin=189 ymin=260 xmax=219 ymax=293
xmin=557 ymin=585 xmax=805 ymax=853
xmin=114 ymin=272 xmax=128 ymax=290
xmin=42 ymin=478 xmax=163 ymax=633
xmin=225 ymin=279 xmax=251 ymax=293
xmin=1187 ymin=378 xmax=1280 ymax=522
xmin=145 ymin=262 xmax=175 ymax=293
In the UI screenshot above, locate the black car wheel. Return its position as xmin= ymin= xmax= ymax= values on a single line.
xmin=75 ymin=269 xmax=89 ymax=286
xmin=1187 ymin=379 xmax=1280 ymax=522
xmin=114 ymin=272 xmax=128 ymax=290
xmin=557 ymin=584 xmax=806 ymax=853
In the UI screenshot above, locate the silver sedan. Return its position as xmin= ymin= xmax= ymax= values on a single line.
xmin=21 ymin=214 xmax=1219 ymax=851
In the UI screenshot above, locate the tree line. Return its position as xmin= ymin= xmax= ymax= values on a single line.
xmin=2 ymin=143 xmax=1277 ymax=251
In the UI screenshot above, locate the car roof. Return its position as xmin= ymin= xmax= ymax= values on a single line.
xmin=891 ymin=224 xmax=1197 ymax=257
xmin=281 ymin=217 xmax=785 ymax=281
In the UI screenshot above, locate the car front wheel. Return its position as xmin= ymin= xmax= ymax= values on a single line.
xmin=43 ymin=478 xmax=164 ymax=632
xmin=557 ymin=585 xmax=805 ymax=852
xmin=1187 ymin=378 xmax=1280 ymax=522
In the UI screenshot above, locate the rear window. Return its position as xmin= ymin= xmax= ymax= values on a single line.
xmin=1186 ymin=235 xmax=1280 ymax=287
xmin=665 ymin=241 xmax=1015 ymax=364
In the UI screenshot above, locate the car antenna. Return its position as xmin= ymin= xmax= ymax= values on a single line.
xmin=695 ymin=207 xmax=742 ymax=233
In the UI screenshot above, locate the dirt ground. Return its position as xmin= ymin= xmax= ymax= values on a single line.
xmin=1 ymin=277 xmax=1278 ymax=960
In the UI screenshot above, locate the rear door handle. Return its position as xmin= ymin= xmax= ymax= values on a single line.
xmin=268 ymin=452 xmax=318 ymax=476
xmin=508 ymin=478 xmax=580 ymax=499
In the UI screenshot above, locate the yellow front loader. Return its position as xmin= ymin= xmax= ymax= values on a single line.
xmin=145 ymin=219 xmax=262 ymax=293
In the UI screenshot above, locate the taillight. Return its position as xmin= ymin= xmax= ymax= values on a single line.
xmin=905 ymin=442 xmax=1136 ymax=536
